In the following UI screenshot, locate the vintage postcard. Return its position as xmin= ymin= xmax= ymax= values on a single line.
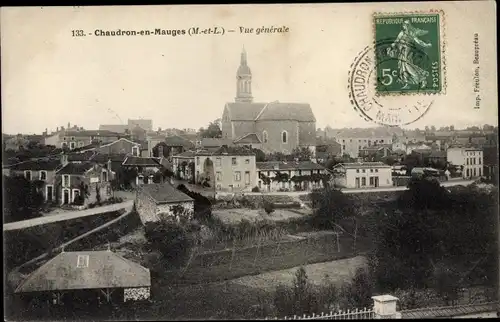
xmin=2 ymin=2 xmax=498 ymax=321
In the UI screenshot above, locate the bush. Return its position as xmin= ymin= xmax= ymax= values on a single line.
xmin=144 ymin=221 xmax=195 ymax=268
xmin=263 ymin=200 xmax=275 ymax=214
xmin=251 ymin=186 xmax=260 ymax=192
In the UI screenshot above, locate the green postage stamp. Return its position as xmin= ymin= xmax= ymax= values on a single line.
xmin=373 ymin=11 xmax=445 ymax=95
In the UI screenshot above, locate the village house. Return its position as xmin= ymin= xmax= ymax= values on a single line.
xmin=172 ymin=146 xmax=257 ymax=191
xmin=332 ymin=162 xmax=392 ymax=189
xmin=149 ymin=135 xmax=195 ymax=158
xmin=334 ymin=129 xmax=394 ymax=159
xmin=425 ymin=150 xmax=447 ymax=166
xmin=405 ymin=142 xmax=432 ymax=155
xmin=359 ymin=145 xmax=392 ymax=161
xmin=447 ymin=146 xmax=484 ymax=178
xmin=44 ymin=129 xmax=123 ymax=150
xmin=121 ymin=155 xmax=166 ymax=186
xmin=3 ymin=158 xmax=62 ymax=203
xmin=135 ymin=182 xmax=194 ymax=224
xmin=55 ymin=155 xmax=113 ymax=205
xmin=256 ymin=160 xmax=329 ymax=192
xmin=15 ymin=250 xmax=151 ymax=305
xmin=315 ymin=137 xmax=342 ymax=162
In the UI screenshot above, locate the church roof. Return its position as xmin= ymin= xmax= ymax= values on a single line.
xmin=234 ymin=133 xmax=262 ymax=144
xmin=225 ymin=102 xmax=267 ymax=121
xmin=256 ymin=102 xmax=316 ymax=122
xmin=225 ymin=102 xmax=315 ymax=122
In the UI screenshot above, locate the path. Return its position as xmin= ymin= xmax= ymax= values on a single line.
xmin=3 ymin=200 xmax=134 ymax=232
xmin=215 ymin=179 xmax=475 ymax=197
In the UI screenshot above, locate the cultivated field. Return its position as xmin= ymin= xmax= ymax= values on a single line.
xmin=213 ymin=208 xmax=310 ymax=225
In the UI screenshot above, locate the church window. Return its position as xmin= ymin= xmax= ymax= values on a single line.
xmin=262 ymin=131 xmax=268 ymax=143
xmin=282 ymin=131 xmax=288 ymax=144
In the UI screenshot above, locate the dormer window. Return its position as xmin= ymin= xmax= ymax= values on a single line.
xmin=24 ymin=170 xmax=32 ymax=181
xmin=132 ymin=146 xmax=139 ymax=156
xmin=102 ymin=170 xmax=108 ymax=182
xmin=71 ymin=137 xmax=75 ymax=141
xmin=40 ymin=171 xmax=47 ymax=181
xmin=76 ymin=255 xmax=89 ymax=268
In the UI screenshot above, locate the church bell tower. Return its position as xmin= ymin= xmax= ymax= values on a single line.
xmin=235 ymin=46 xmax=253 ymax=103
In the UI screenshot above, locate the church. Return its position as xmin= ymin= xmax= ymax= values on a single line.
xmin=221 ymin=48 xmax=317 ymax=155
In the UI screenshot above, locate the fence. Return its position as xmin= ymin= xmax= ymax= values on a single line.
xmin=265 ymin=307 xmax=375 ymax=320
xmin=265 ymin=294 xmax=498 ymax=320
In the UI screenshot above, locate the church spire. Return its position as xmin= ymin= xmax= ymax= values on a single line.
xmin=235 ymin=46 xmax=253 ymax=103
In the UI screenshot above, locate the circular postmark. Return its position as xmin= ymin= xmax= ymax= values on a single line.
xmin=348 ymin=39 xmax=435 ymax=127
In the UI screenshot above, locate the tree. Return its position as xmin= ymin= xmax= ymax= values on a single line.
xmin=274 ymin=267 xmax=320 ymax=317
xmin=310 ymin=186 xmax=354 ymax=230
xmin=291 ymin=147 xmax=313 ymax=161
xmin=199 ymin=120 xmax=222 ymax=138
xmin=263 ymin=200 xmax=275 ymax=214
xmin=3 ymin=175 xmax=44 ymax=223
xmin=340 ymin=268 xmax=374 ymax=309
xmin=144 ymin=221 xmax=196 ymax=268
xmin=430 ymin=125 xmax=436 ymax=132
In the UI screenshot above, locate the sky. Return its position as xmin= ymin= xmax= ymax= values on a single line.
xmin=1 ymin=2 xmax=498 ymax=135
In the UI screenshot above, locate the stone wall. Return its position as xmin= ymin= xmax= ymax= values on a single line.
xmin=135 ymin=189 xmax=160 ymax=223
xmin=156 ymin=201 xmax=194 ymax=222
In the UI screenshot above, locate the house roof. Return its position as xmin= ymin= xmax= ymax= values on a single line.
xmin=173 ymin=151 xmax=197 ymax=158
xmin=200 ymin=138 xmax=234 ymax=147
xmin=140 ymin=182 xmax=194 ymax=204
xmin=15 ymin=250 xmax=151 ymax=293
xmin=4 ymin=158 xmax=61 ymax=171
xmin=334 ymin=162 xmax=391 ymax=169
xmin=234 ymin=133 xmax=262 ymax=144
xmin=99 ymin=124 xmax=128 ymax=133
xmin=90 ymin=153 xmax=128 ymax=163
xmin=68 ymin=150 xmax=96 ymax=162
xmin=257 ymin=161 xmax=326 ymax=171
xmin=428 ymin=151 xmax=446 ymax=158
xmin=225 ymin=101 xmax=316 ymax=122
xmin=57 ymin=162 xmax=95 ymax=175
xmin=332 ymin=127 xmax=397 ymax=139
xmin=63 ymin=130 xmax=122 ymax=137
xmin=122 ymin=156 xmax=162 ymax=167
xmin=401 ymin=302 xmax=498 ymax=319
xmin=71 ymin=142 xmax=101 ymax=153
xmin=164 ymin=135 xmax=195 ymax=148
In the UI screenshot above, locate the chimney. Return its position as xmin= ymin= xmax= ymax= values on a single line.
xmin=107 ymin=159 xmax=112 ymax=172
xmin=158 ymin=145 xmax=164 ymax=157
xmin=56 ymin=126 xmax=59 ymax=132
xmin=61 ymin=153 xmax=69 ymax=167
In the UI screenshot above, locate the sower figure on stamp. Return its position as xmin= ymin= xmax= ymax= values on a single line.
xmin=386 ymin=20 xmax=432 ymax=89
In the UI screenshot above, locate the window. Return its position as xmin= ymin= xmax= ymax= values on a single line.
xmin=76 ymin=255 xmax=89 ymax=268
xmin=216 ymin=158 xmax=222 ymax=166
xmin=369 ymin=177 xmax=374 ymax=185
xmin=216 ymin=171 xmax=222 ymax=181
xmin=102 ymin=170 xmax=108 ymax=182
xmin=73 ymin=189 xmax=80 ymax=202
xmin=375 ymin=169 xmax=379 ymax=173
xmin=234 ymin=171 xmax=241 ymax=181
xmin=245 ymin=159 xmax=250 ymax=164
xmin=356 ymin=169 xmax=360 ymax=173
xmin=479 ymin=158 xmax=482 ymax=164
xmin=370 ymin=169 xmax=373 ymax=173
xmin=361 ymin=177 xmax=366 ymax=186
xmin=362 ymin=169 xmax=366 ymax=173
xmin=40 ymin=171 xmax=47 ymax=181
xmin=62 ymin=175 xmax=70 ymax=187
xmin=342 ymin=145 xmax=345 ymax=150
xmin=479 ymin=168 xmax=482 ymax=176
xmin=24 ymin=170 xmax=32 ymax=181
xmin=245 ymin=171 xmax=250 ymax=185
xmin=63 ymin=137 xmax=67 ymax=141
xmin=196 ymin=157 xmax=200 ymax=165
xmin=473 ymin=168 xmax=477 ymax=177
xmin=71 ymin=136 xmax=75 ymax=141
xmin=232 ymin=157 xmax=237 ymax=165
xmin=132 ymin=146 xmax=139 ymax=156
xmin=466 ymin=158 xmax=469 ymax=165
xmin=262 ymin=131 xmax=268 ymax=143
xmin=78 ymin=141 xmax=84 ymax=147
xmin=69 ymin=142 xmax=76 ymax=149
xmin=282 ymin=131 xmax=288 ymax=144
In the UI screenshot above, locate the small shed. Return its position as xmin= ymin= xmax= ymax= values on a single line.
xmin=135 ymin=182 xmax=195 ymax=224
xmin=15 ymin=250 xmax=151 ymax=305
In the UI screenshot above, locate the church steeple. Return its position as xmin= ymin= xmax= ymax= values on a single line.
xmin=235 ymin=46 xmax=253 ymax=103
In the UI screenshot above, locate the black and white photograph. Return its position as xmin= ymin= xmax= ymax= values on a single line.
xmin=2 ymin=2 xmax=499 ymax=320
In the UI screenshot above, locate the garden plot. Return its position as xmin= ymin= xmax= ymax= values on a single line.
xmin=231 ymin=256 xmax=367 ymax=292
xmin=213 ymin=208 xmax=310 ymax=225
